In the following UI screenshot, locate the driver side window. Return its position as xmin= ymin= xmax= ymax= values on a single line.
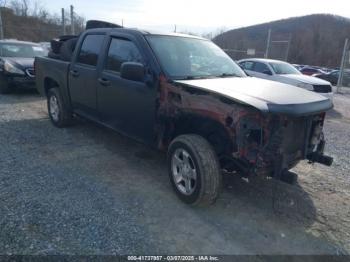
xmin=253 ymin=62 xmax=271 ymax=74
xmin=105 ymin=38 xmax=143 ymax=73
xmin=240 ymin=61 xmax=254 ymax=70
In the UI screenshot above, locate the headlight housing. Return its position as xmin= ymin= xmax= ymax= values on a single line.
xmin=297 ymin=82 xmax=314 ymax=91
xmin=4 ymin=61 xmax=25 ymax=75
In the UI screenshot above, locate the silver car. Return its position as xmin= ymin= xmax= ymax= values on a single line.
xmin=238 ymin=58 xmax=333 ymax=101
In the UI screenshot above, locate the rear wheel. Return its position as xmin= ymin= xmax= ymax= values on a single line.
xmin=167 ymin=134 xmax=222 ymax=206
xmin=47 ymin=88 xmax=73 ymax=127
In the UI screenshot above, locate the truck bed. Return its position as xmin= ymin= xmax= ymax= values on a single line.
xmin=35 ymin=56 xmax=70 ymax=97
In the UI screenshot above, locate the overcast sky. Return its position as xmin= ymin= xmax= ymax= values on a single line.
xmin=38 ymin=0 xmax=350 ymax=34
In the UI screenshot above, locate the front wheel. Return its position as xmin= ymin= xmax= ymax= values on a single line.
xmin=47 ymin=88 xmax=73 ymax=127
xmin=167 ymin=134 xmax=222 ymax=206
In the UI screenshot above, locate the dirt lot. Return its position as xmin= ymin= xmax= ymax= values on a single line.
xmin=0 ymin=90 xmax=349 ymax=255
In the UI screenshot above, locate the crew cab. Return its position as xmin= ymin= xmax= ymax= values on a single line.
xmin=35 ymin=28 xmax=333 ymax=206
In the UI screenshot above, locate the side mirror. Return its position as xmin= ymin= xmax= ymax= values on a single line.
xmin=263 ymin=70 xmax=272 ymax=76
xmin=120 ymin=62 xmax=145 ymax=82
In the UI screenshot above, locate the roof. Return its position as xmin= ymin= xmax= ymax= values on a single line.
xmin=238 ymin=58 xmax=289 ymax=64
xmin=85 ymin=27 xmax=207 ymax=40
xmin=0 ymin=39 xmax=41 ymax=46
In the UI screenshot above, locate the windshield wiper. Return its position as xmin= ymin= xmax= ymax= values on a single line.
xmin=175 ymin=75 xmax=215 ymax=80
xmin=217 ymin=73 xmax=241 ymax=78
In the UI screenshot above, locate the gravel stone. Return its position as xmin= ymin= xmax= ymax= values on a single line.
xmin=0 ymin=89 xmax=349 ymax=254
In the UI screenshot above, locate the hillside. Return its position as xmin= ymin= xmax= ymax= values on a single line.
xmin=213 ymin=14 xmax=350 ymax=68
xmin=0 ymin=6 xmax=84 ymax=42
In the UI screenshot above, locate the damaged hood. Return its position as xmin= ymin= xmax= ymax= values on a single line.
xmin=175 ymin=77 xmax=333 ymax=116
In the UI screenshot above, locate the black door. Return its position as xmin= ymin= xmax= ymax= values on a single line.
xmin=97 ymin=37 xmax=157 ymax=144
xmin=69 ymin=34 xmax=105 ymax=118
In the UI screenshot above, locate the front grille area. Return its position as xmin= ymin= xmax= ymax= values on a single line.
xmin=313 ymin=85 xmax=332 ymax=93
xmin=281 ymin=117 xmax=309 ymax=155
xmin=26 ymin=68 xmax=35 ymax=77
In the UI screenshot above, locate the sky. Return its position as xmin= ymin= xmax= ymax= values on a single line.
xmin=37 ymin=0 xmax=350 ymax=34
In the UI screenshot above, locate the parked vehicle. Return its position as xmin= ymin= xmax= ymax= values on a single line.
xmin=39 ymin=42 xmax=51 ymax=53
xmin=300 ymin=66 xmax=325 ymax=76
xmin=313 ymin=70 xmax=350 ymax=86
xmin=0 ymin=40 xmax=46 ymax=94
xmin=35 ymin=28 xmax=333 ymax=206
xmin=292 ymin=64 xmax=304 ymax=71
xmin=238 ymin=58 xmax=333 ymax=101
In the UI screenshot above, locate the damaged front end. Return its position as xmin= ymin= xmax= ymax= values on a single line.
xmin=232 ymin=111 xmax=333 ymax=178
xmin=158 ymin=76 xmax=333 ymax=181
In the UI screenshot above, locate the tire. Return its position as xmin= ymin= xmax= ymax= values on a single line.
xmin=57 ymin=35 xmax=77 ymax=41
xmin=47 ymin=88 xmax=73 ymax=127
xmin=86 ymin=20 xmax=122 ymax=30
xmin=50 ymin=35 xmax=77 ymax=54
xmin=50 ymin=39 xmax=63 ymax=54
xmin=60 ymin=38 xmax=78 ymax=61
xmin=167 ymin=134 xmax=222 ymax=206
xmin=0 ymin=76 xmax=11 ymax=94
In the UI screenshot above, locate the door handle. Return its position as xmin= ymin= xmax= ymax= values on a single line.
xmin=98 ymin=78 xmax=111 ymax=86
xmin=70 ymin=70 xmax=79 ymax=77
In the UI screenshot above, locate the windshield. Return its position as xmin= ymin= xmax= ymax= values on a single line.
xmin=269 ymin=62 xmax=301 ymax=75
xmin=146 ymin=35 xmax=246 ymax=79
xmin=0 ymin=43 xmax=47 ymax=58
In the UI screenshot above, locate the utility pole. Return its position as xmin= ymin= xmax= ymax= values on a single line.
xmin=285 ymin=34 xmax=292 ymax=62
xmin=70 ymin=5 xmax=75 ymax=35
xmin=61 ymin=8 xmax=66 ymax=35
xmin=337 ymin=38 xmax=349 ymax=92
xmin=265 ymin=28 xmax=271 ymax=58
xmin=0 ymin=8 xmax=4 ymax=39
xmin=122 ymin=19 xmax=124 ymax=27
xmin=174 ymin=24 xmax=177 ymax=33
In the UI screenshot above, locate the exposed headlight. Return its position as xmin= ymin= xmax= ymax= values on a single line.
xmin=297 ymin=82 xmax=313 ymax=91
xmin=4 ymin=61 xmax=25 ymax=75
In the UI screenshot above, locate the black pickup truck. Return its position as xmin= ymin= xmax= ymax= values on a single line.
xmin=35 ymin=27 xmax=333 ymax=206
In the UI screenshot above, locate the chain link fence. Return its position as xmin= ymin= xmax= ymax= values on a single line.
xmin=221 ymin=29 xmax=290 ymax=62
xmin=222 ymin=48 xmax=265 ymax=61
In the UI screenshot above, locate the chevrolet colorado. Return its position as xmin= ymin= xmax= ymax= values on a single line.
xmin=35 ymin=28 xmax=333 ymax=206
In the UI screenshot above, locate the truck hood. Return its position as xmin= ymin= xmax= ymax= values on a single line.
xmin=277 ymin=74 xmax=331 ymax=85
xmin=175 ymin=77 xmax=333 ymax=116
xmin=2 ymin=57 xmax=34 ymax=70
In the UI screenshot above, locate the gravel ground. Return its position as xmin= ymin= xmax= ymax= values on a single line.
xmin=0 ymin=90 xmax=349 ymax=255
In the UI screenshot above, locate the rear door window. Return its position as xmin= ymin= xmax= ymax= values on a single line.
xmin=77 ymin=35 xmax=105 ymax=66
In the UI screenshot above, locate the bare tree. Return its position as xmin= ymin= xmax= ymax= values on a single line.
xmin=0 ymin=0 xmax=8 ymax=7
xmin=21 ymin=0 xmax=28 ymax=16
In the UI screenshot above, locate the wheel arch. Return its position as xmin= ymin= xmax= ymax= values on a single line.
xmin=44 ymin=77 xmax=59 ymax=96
xmin=164 ymin=113 xmax=234 ymax=158
xmin=43 ymin=76 xmax=72 ymax=113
